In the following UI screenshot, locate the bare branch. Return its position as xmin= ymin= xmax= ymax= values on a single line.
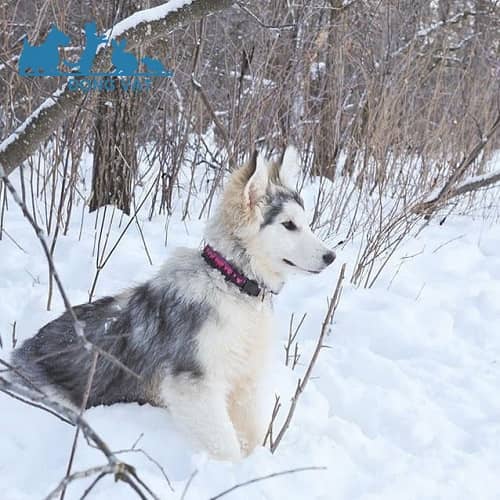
xmin=413 ymin=112 xmax=500 ymax=215
xmin=236 ymin=2 xmax=295 ymax=30
xmin=79 ymin=472 xmax=108 ymax=500
xmin=60 ymin=350 xmax=99 ymax=500
xmin=270 ymin=263 xmax=346 ymax=453
xmin=390 ymin=10 xmax=480 ymax=59
xmin=180 ymin=470 xmax=198 ymax=500
xmin=284 ymin=312 xmax=307 ymax=367
xmin=44 ymin=465 xmax=115 ymax=500
xmin=208 ymin=466 xmax=326 ymax=500
xmin=453 ymin=170 xmax=500 ymax=197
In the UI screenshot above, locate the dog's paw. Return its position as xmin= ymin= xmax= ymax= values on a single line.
xmin=209 ymin=440 xmax=242 ymax=462
xmin=239 ymin=435 xmax=263 ymax=457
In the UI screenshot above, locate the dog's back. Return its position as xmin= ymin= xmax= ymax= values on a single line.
xmin=11 ymin=251 xmax=213 ymax=408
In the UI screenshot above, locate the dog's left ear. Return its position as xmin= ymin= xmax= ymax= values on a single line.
xmin=278 ymin=145 xmax=301 ymax=190
xmin=243 ymin=150 xmax=269 ymax=210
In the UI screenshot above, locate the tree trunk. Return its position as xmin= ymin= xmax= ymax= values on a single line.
xmin=89 ymin=87 xmax=140 ymax=215
xmin=89 ymin=1 xmax=142 ymax=215
xmin=312 ymin=0 xmax=344 ymax=179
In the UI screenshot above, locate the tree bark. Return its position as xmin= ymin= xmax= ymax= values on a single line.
xmin=89 ymin=88 xmax=140 ymax=214
xmin=89 ymin=1 xmax=141 ymax=215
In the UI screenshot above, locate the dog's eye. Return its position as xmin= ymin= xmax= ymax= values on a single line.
xmin=282 ymin=220 xmax=297 ymax=231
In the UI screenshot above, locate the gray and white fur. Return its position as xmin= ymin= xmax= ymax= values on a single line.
xmin=11 ymin=147 xmax=335 ymax=460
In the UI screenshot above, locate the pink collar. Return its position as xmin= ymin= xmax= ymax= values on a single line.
xmin=202 ymin=244 xmax=261 ymax=297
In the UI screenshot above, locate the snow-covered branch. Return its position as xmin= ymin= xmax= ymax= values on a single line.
xmin=390 ymin=10 xmax=478 ymax=59
xmin=413 ymin=112 xmax=500 ymax=214
xmin=0 ymin=0 xmax=235 ymax=177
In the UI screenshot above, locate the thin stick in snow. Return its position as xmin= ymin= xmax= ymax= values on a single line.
xmin=208 ymin=466 xmax=327 ymax=500
xmin=269 ymin=263 xmax=346 ymax=453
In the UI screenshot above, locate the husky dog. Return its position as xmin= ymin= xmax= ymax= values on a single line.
xmin=11 ymin=148 xmax=335 ymax=461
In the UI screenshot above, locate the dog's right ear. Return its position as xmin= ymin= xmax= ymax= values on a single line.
xmin=278 ymin=145 xmax=300 ymax=190
xmin=243 ymin=150 xmax=268 ymax=210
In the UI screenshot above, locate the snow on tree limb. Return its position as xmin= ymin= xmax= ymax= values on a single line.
xmin=413 ymin=113 xmax=500 ymax=215
xmin=453 ymin=169 xmax=500 ymax=197
xmin=0 ymin=0 xmax=234 ymax=177
xmin=390 ymin=10 xmax=479 ymax=59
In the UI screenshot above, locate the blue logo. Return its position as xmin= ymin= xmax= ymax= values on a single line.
xmin=18 ymin=22 xmax=173 ymax=92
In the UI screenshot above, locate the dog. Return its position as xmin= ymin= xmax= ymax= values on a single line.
xmin=11 ymin=147 xmax=335 ymax=460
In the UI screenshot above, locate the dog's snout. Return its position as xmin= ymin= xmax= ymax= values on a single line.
xmin=322 ymin=251 xmax=336 ymax=265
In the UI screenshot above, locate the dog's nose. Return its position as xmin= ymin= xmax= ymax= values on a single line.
xmin=322 ymin=251 xmax=336 ymax=265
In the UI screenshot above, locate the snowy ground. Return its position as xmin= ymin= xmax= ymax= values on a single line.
xmin=1 ymin=165 xmax=500 ymax=499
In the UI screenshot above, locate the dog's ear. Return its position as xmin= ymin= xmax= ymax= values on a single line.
xmin=278 ymin=145 xmax=300 ymax=190
xmin=243 ymin=150 xmax=268 ymax=209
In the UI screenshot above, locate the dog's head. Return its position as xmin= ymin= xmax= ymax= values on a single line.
xmin=209 ymin=147 xmax=335 ymax=291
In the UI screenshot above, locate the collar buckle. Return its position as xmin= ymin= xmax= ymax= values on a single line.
xmin=241 ymin=279 xmax=261 ymax=297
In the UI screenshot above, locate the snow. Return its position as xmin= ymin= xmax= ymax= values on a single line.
xmin=1 ymin=152 xmax=500 ymax=499
xmin=105 ymin=0 xmax=194 ymax=41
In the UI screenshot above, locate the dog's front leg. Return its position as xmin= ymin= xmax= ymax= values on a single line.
xmin=228 ymin=382 xmax=266 ymax=456
xmin=161 ymin=378 xmax=242 ymax=461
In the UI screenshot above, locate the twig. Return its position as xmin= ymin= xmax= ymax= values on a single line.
xmin=236 ymin=2 xmax=296 ymax=30
xmin=0 ymin=165 xmax=85 ymax=336
xmin=180 ymin=470 xmax=198 ymax=500
xmin=208 ymin=466 xmax=326 ymax=500
xmin=114 ymin=448 xmax=174 ymax=493
xmin=262 ymin=394 xmax=281 ymax=447
xmin=412 ymin=112 xmax=500 ymax=215
xmin=190 ymin=18 xmax=230 ymax=152
xmin=284 ymin=312 xmax=307 ymax=367
xmin=44 ymin=465 xmax=115 ymax=500
xmin=60 ymin=350 xmax=99 ymax=500
xmin=79 ymin=472 xmax=108 ymax=500
xmin=0 ymin=357 xmax=44 ymax=394
xmin=11 ymin=321 xmax=17 ymax=349
xmin=1 ymin=228 xmax=27 ymax=253
xmin=88 ymin=175 xmax=157 ymax=301
xmin=390 ymin=10 xmax=479 ymax=59
xmin=1 ymin=389 xmax=72 ymax=425
xmin=270 ymin=264 xmax=346 ymax=453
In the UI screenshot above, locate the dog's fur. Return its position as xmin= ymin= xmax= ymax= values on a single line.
xmin=11 ymin=148 xmax=334 ymax=460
